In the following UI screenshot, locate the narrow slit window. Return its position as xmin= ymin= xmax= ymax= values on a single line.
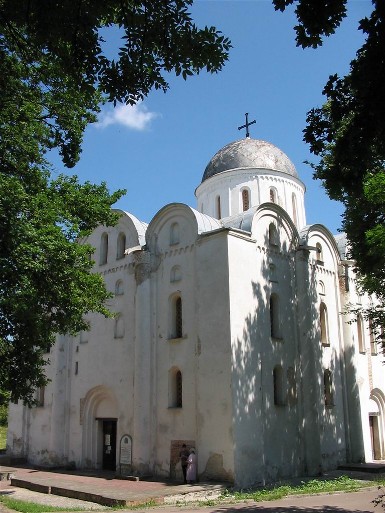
xmin=100 ymin=233 xmax=108 ymax=265
xmin=316 ymin=243 xmax=324 ymax=263
xmin=176 ymin=371 xmax=183 ymax=408
xmin=320 ymin=303 xmax=329 ymax=346
xmin=242 ymin=189 xmax=250 ymax=211
xmin=175 ymin=297 xmax=182 ymax=338
xmin=216 ymin=195 xmax=222 ymax=219
xmin=292 ymin=193 xmax=298 ymax=227
xmin=270 ymin=293 xmax=281 ymax=339
xmin=116 ymin=232 xmax=126 ymax=259
xmin=357 ymin=314 xmax=365 ymax=353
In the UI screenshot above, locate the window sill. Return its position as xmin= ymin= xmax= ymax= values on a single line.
xmin=167 ymin=336 xmax=185 ymax=343
xmin=168 ymin=406 xmax=182 ymax=410
xmin=322 ymin=342 xmax=330 ymax=347
xmin=271 ymin=337 xmax=284 ymax=343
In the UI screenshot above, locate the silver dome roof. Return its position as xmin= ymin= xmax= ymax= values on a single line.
xmin=202 ymin=138 xmax=298 ymax=182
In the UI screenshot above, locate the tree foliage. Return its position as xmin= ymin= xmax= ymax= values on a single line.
xmin=0 ymin=0 xmax=231 ymax=403
xmin=274 ymin=0 xmax=385 ymax=338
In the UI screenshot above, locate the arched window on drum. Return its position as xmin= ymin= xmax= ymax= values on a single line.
xmin=241 ymin=188 xmax=250 ymax=211
xmin=292 ymin=193 xmax=298 ymax=227
xmin=269 ymin=187 xmax=278 ymax=204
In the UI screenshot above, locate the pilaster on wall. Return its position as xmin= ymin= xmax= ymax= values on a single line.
xmin=338 ymin=264 xmax=365 ymax=463
xmin=295 ymin=248 xmax=322 ymax=475
xmin=132 ymin=250 xmax=152 ymax=474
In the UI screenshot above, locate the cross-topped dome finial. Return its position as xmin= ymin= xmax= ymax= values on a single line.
xmin=238 ymin=112 xmax=256 ymax=138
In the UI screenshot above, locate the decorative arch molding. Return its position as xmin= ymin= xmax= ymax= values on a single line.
xmin=299 ymin=224 xmax=342 ymax=270
xmin=113 ymin=209 xmax=148 ymax=248
xmin=252 ymin=203 xmax=300 ymax=251
xmin=146 ymin=203 xmax=221 ymax=251
xmin=81 ymin=385 xmax=119 ymax=469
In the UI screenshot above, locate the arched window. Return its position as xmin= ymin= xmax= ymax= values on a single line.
xmin=241 ymin=189 xmax=250 ymax=211
xmin=169 ymin=368 xmax=183 ymax=408
xmin=273 ymin=365 xmax=285 ymax=406
xmin=318 ymin=280 xmax=325 ymax=296
xmin=270 ymin=293 xmax=281 ymax=339
xmin=292 ymin=193 xmax=298 ymax=227
xmin=176 ymin=370 xmax=183 ymax=407
xmin=170 ymin=265 xmax=182 ymax=283
xmin=320 ymin=302 xmax=329 ymax=346
xmin=216 ymin=195 xmax=222 ymax=219
xmin=268 ymin=223 xmax=279 ymax=246
xmin=175 ymin=297 xmax=182 ymax=338
xmin=116 ymin=232 xmax=126 ymax=259
xmin=357 ymin=314 xmax=365 ymax=353
xmin=114 ymin=314 xmax=125 ymax=339
xmin=170 ymin=294 xmax=183 ymax=339
xmin=100 ymin=232 xmax=108 ymax=265
xmin=269 ymin=187 xmax=277 ymax=204
xmin=115 ymin=279 xmax=124 ymax=296
xmin=316 ymin=242 xmax=324 ymax=263
xmin=324 ymin=370 xmax=334 ymax=407
xmin=170 ymin=222 xmax=180 ymax=245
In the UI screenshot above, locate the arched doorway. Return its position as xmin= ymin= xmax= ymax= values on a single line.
xmin=369 ymin=391 xmax=385 ymax=460
xmin=82 ymin=386 xmax=119 ymax=470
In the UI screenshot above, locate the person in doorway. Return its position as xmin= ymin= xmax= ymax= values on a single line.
xmin=179 ymin=444 xmax=189 ymax=484
xmin=186 ymin=448 xmax=197 ymax=484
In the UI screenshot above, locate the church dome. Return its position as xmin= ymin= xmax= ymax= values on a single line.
xmin=202 ymin=138 xmax=298 ymax=182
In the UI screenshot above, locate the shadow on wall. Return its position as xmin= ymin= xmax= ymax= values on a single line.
xmin=231 ymin=222 xmax=364 ymax=487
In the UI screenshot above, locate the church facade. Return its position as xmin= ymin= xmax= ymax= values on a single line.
xmin=7 ymin=137 xmax=385 ymax=487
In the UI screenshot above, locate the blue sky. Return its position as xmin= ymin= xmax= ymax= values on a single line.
xmin=51 ymin=0 xmax=371 ymax=234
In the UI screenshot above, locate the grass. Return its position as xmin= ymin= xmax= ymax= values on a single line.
xmin=220 ymin=475 xmax=377 ymax=503
xmin=0 ymin=496 xmax=86 ymax=513
xmin=0 ymin=495 xmax=158 ymax=513
xmin=0 ymin=425 xmax=7 ymax=450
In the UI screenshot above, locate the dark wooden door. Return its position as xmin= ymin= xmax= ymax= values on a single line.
xmin=102 ymin=420 xmax=117 ymax=470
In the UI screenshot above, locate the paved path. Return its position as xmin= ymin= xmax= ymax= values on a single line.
xmin=1 ymin=465 xmax=384 ymax=513
xmin=1 ymin=487 xmax=382 ymax=513
xmin=0 ymin=466 xmax=226 ymax=508
xmin=123 ymin=488 xmax=383 ymax=512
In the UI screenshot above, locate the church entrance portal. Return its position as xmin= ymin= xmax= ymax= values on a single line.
xmin=369 ymin=415 xmax=381 ymax=460
xmin=102 ymin=420 xmax=117 ymax=470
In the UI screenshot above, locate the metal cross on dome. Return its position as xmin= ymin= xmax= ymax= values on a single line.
xmin=238 ymin=113 xmax=256 ymax=138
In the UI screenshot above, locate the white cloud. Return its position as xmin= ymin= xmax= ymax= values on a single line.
xmin=96 ymin=102 xmax=159 ymax=130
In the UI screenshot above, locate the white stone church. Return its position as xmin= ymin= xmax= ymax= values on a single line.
xmin=7 ymin=135 xmax=385 ymax=487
